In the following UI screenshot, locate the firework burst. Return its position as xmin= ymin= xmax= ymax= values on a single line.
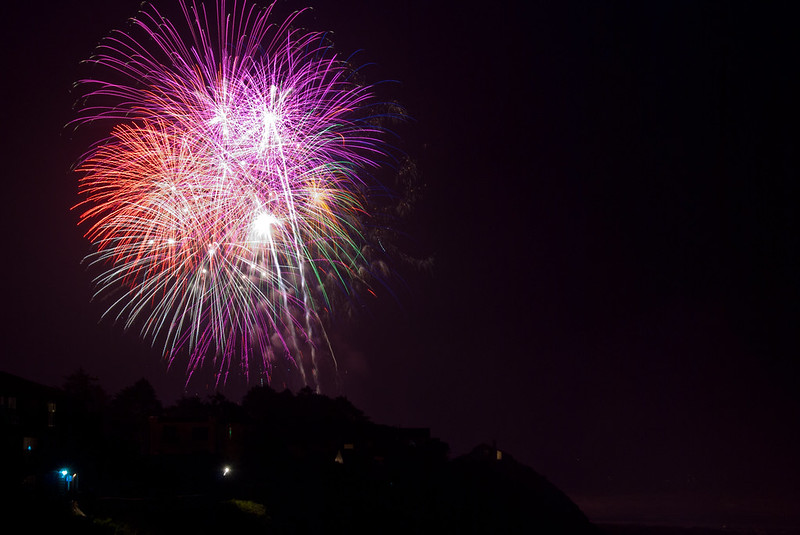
xmin=73 ymin=0 xmax=398 ymax=390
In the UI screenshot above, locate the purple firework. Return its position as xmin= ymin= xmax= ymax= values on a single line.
xmin=73 ymin=0 xmax=398 ymax=390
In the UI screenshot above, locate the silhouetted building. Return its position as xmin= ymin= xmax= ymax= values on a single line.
xmin=334 ymin=425 xmax=445 ymax=467
xmin=148 ymin=415 xmax=244 ymax=460
xmin=149 ymin=416 xmax=217 ymax=455
xmin=0 ymin=371 xmax=67 ymax=494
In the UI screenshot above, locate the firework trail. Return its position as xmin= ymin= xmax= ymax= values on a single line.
xmin=73 ymin=0 xmax=398 ymax=390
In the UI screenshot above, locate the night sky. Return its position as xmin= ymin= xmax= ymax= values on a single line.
xmin=2 ymin=0 xmax=799 ymax=528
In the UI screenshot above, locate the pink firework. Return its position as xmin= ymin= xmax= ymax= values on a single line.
xmin=73 ymin=1 xmax=396 ymax=389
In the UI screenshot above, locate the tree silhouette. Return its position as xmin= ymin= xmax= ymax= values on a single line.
xmin=109 ymin=378 xmax=162 ymax=457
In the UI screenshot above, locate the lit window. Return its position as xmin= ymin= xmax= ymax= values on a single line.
xmin=48 ymin=402 xmax=56 ymax=427
xmin=23 ymin=437 xmax=37 ymax=452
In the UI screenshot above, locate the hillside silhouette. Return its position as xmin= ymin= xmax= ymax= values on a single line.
xmin=2 ymin=369 xmax=600 ymax=534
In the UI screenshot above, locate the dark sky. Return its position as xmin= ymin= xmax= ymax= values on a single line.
xmin=2 ymin=0 xmax=799 ymax=528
